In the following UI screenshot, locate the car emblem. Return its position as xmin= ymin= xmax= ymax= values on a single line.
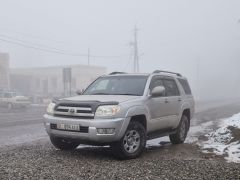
xmin=69 ymin=109 xmax=75 ymax=114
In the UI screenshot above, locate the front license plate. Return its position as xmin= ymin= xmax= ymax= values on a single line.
xmin=57 ymin=124 xmax=80 ymax=131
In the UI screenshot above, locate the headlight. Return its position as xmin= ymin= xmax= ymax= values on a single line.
xmin=47 ymin=102 xmax=56 ymax=114
xmin=95 ymin=105 xmax=121 ymax=117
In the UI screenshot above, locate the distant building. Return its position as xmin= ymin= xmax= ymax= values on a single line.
xmin=0 ymin=53 xmax=10 ymax=90
xmin=10 ymin=64 xmax=106 ymax=97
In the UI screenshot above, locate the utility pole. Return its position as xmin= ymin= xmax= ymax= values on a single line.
xmin=133 ymin=25 xmax=139 ymax=73
xmin=196 ymin=58 xmax=200 ymax=101
xmin=88 ymin=48 xmax=90 ymax=66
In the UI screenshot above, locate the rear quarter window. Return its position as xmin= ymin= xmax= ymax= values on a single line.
xmin=178 ymin=78 xmax=192 ymax=95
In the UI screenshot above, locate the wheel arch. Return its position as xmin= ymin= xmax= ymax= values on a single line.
xmin=118 ymin=106 xmax=149 ymax=139
xmin=129 ymin=114 xmax=147 ymax=130
xmin=181 ymin=108 xmax=191 ymax=130
xmin=182 ymin=108 xmax=190 ymax=121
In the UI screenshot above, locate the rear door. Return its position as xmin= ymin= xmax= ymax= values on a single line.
xmin=162 ymin=78 xmax=181 ymax=127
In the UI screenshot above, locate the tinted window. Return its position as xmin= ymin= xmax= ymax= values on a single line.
xmin=178 ymin=78 xmax=192 ymax=95
xmin=163 ymin=79 xmax=180 ymax=96
xmin=84 ymin=76 xmax=148 ymax=96
xmin=149 ymin=77 xmax=164 ymax=91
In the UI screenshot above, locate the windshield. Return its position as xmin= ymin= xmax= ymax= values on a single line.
xmin=83 ymin=76 xmax=148 ymax=96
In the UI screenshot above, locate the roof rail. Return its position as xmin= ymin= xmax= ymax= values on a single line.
xmin=109 ymin=72 xmax=127 ymax=75
xmin=153 ymin=70 xmax=182 ymax=77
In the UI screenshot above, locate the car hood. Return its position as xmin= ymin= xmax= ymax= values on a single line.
xmin=62 ymin=95 xmax=139 ymax=103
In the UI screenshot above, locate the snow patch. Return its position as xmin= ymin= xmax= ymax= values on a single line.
xmin=185 ymin=121 xmax=214 ymax=144
xmin=198 ymin=113 xmax=240 ymax=163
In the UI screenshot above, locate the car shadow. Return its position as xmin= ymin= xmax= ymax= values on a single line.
xmin=48 ymin=140 xmax=193 ymax=161
xmin=49 ymin=145 xmax=116 ymax=160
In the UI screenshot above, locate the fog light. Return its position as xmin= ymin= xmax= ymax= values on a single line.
xmin=97 ymin=128 xmax=115 ymax=134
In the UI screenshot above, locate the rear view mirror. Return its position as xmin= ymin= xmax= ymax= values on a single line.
xmin=76 ymin=89 xmax=84 ymax=95
xmin=151 ymin=86 xmax=165 ymax=97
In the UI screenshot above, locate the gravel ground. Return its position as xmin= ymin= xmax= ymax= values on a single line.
xmin=1 ymin=102 xmax=240 ymax=180
xmin=1 ymin=140 xmax=240 ymax=180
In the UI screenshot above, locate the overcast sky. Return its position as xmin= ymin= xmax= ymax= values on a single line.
xmin=0 ymin=0 xmax=240 ymax=99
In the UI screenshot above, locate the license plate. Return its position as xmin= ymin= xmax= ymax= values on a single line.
xmin=57 ymin=124 xmax=80 ymax=131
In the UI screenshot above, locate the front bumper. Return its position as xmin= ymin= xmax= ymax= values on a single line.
xmin=43 ymin=114 xmax=127 ymax=144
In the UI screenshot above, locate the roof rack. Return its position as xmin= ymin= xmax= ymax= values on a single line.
xmin=109 ymin=72 xmax=127 ymax=75
xmin=153 ymin=70 xmax=182 ymax=77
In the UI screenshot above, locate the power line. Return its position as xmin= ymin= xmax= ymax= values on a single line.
xmin=0 ymin=34 xmax=75 ymax=54
xmin=0 ymin=35 xmax=128 ymax=58
xmin=0 ymin=27 xmax=66 ymax=44
xmin=0 ymin=38 xmax=88 ymax=56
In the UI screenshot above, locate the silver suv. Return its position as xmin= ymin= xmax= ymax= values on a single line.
xmin=44 ymin=70 xmax=194 ymax=159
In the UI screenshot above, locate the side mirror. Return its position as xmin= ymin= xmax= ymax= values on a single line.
xmin=76 ymin=89 xmax=84 ymax=95
xmin=151 ymin=86 xmax=165 ymax=97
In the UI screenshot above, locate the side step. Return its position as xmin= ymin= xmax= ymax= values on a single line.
xmin=147 ymin=128 xmax=177 ymax=140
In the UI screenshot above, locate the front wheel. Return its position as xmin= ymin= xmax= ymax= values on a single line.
xmin=111 ymin=121 xmax=146 ymax=159
xmin=50 ymin=136 xmax=79 ymax=150
xmin=169 ymin=114 xmax=189 ymax=144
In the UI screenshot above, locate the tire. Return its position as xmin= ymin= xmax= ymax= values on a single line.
xmin=111 ymin=121 xmax=146 ymax=160
xmin=169 ymin=114 xmax=189 ymax=144
xmin=50 ymin=136 xmax=79 ymax=150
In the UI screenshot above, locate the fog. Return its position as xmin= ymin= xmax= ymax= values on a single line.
xmin=0 ymin=0 xmax=240 ymax=100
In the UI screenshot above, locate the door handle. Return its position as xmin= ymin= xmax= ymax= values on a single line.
xmin=165 ymin=99 xmax=169 ymax=103
xmin=178 ymin=98 xmax=182 ymax=102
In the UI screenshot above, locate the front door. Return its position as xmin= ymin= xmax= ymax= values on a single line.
xmin=147 ymin=76 xmax=181 ymax=132
xmin=147 ymin=76 xmax=170 ymax=132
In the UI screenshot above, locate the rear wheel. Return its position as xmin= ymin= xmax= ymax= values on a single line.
xmin=111 ymin=121 xmax=146 ymax=159
xmin=169 ymin=114 xmax=189 ymax=144
xmin=50 ymin=136 xmax=79 ymax=150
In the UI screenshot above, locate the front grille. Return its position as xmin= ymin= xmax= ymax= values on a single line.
xmin=50 ymin=123 xmax=57 ymax=129
xmin=56 ymin=109 xmax=68 ymax=113
xmin=54 ymin=104 xmax=94 ymax=119
xmin=53 ymin=114 xmax=93 ymax=119
xmin=50 ymin=123 xmax=89 ymax=133
xmin=80 ymin=126 xmax=89 ymax=133
xmin=76 ymin=110 xmax=92 ymax=113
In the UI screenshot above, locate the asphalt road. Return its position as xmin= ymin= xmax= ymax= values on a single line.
xmin=0 ymin=106 xmax=47 ymax=147
xmin=0 ymin=101 xmax=240 ymax=179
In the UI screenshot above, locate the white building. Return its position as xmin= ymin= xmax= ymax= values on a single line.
xmin=10 ymin=64 xmax=106 ymax=97
xmin=0 ymin=53 xmax=10 ymax=90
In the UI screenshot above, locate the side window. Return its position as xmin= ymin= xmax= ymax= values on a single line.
xmin=149 ymin=77 xmax=164 ymax=91
xmin=178 ymin=78 xmax=192 ymax=95
xmin=163 ymin=79 xmax=180 ymax=97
